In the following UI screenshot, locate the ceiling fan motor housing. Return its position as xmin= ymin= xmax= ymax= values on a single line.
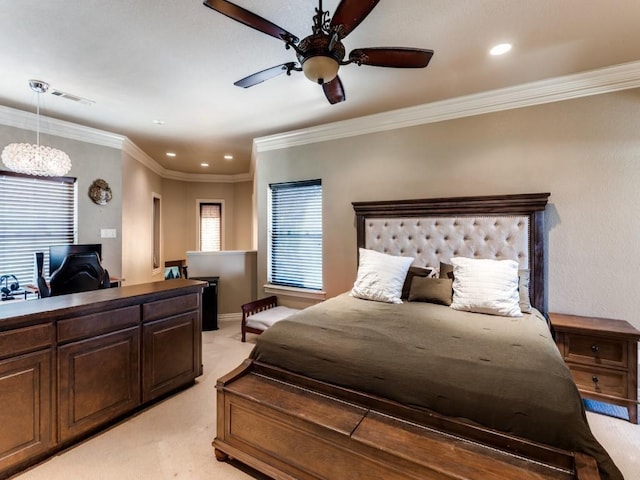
xmin=297 ymin=33 xmax=345 ymax=84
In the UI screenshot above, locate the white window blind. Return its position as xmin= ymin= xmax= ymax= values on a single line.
xmin=0 ymin=172 xmax=76 ymax=286
xmin=269 ymin=180 xmax=322 ymax=291
xmin=200 ymin=203 xmax=221 ymax=251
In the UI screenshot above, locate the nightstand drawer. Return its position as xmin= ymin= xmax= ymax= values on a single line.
xmin=568 ymin=364 xmax=627 ymax=398
xmin=564 ymin=333 xmax=626 ymax=367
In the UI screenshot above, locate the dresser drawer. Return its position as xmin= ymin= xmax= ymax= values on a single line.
xmin=0 ymin=323 xmax=53 ymax=359
xmin=564 ymin=333 xmax=626 ymax=368
xmin=58 ymin=306 xmax=140 ymax=343
xmin=142 ymin=293 xmax=199 ymax=322
xmin=568 ymin=364 xmax=627 ymax=398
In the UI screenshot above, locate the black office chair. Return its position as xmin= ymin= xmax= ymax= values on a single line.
xmin=37 ymin=274 xmax=50 ymax=298
xmin=49 ymin=252 xmax=110 ymax=297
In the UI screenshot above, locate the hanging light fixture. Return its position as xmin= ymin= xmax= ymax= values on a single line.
xmin=296 ymin=0 xmax=343 ymax=85
xmin=1 ymin=80 xmax=72 ymax=177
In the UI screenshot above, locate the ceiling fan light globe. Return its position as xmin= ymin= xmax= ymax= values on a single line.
xmin=302 ymin=56 xmax=339 ymax=85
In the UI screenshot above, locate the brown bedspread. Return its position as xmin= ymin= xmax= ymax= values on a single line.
xmin=250 ymin=293 xmax=622 ymax=480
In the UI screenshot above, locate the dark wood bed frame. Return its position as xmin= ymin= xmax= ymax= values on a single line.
xmin=213 ymin=193 xmax=602 ymax=480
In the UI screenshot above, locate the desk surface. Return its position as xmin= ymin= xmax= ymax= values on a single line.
xmin=0 ymin=289 xmax=33 ymax=302
xmin=0 ymin=279 xmax=206 ymax=329
xmin=22 ymin=277 xmax=124 ymax=294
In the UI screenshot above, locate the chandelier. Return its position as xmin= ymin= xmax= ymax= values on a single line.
xmin=1 ymin=80 xmax=72 ymax=177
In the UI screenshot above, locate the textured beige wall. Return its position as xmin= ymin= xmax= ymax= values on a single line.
xmin=70 ymin=141 xmax=123 ymax=279
xmin=161 ymin=179 xmax=192 ymax=262
xmin=121 ymin=151 xmax=163 ymax=285
xmin=161 ymin=179 xmax=254 ymax=259
xmin=160 ymin=179 xmax=255 ymax=313
xmin=234 ymin=181 xmax=254 ymax=250
xmin=187 ymin=251 xmax=257 ymax=314
xmin=255 ymin=89 xmax=640 ymax=328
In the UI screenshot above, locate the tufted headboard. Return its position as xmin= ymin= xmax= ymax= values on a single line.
xmin=352 ymin=193 xmax=550 ymax=314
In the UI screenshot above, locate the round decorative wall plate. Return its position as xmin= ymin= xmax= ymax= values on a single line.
xmin=88 ymin=179 xmax=113 ymax=205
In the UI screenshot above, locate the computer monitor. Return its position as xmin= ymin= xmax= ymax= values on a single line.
xmin=49 ymin=244 xmax=102 ymax=276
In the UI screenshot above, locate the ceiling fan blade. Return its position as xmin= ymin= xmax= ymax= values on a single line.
xmin=330 ymin=0 xmax=379 ymax=38
xmin=203 ymin=0 xmax=299 ymax=44
xmin=322 ymin=76 xmax=346 ymax=105
xmin=349 ymin=48 xmax=434 ymax=68
xmin=234 ymin=63 xmax=298 ymax=88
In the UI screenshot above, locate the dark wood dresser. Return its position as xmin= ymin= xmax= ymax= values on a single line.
xmin=0 ymin=279 xmax=204 ymax=479
xmin=550 ymin=312 xmax=640 ymax=424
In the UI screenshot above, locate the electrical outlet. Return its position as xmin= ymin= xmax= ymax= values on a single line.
xmin=101 ymin=228 xmax=117 ymax=239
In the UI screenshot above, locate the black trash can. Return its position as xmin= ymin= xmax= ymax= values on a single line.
xmin=192 ymin=276 xmax=219 ymax=331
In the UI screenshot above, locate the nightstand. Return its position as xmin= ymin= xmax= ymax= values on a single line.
xmin=550 ymin=313 xmax=640 ymax=423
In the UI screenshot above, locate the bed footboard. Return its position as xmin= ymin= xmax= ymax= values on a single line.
xmin=213 ymin=360 xmax=600 ymax=480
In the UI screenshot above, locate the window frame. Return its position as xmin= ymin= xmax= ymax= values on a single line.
xmin=196 ymin=199 xmax=225 ymax=251
xmin=267 ymin=179 xmax=324 ymax=298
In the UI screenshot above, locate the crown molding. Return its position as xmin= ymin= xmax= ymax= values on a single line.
xmin=0 ymin=104 xmax=126 ymax=149
xmin=4 ymin=60 xmax=639 ymax=182
xmin=162 ymin=170 xmax=252 ymax=183
xmin=0 ymin=105 xmax=248 ymax=184
xmin=254 ymin=60 xmax=640 ymax=153
xmin=121 ymin=139 xmax=251 ymax=183
xmin=121 ymin=139 xmax=165 ymax=176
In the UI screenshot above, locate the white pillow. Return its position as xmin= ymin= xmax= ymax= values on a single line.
xmin=350 ymin=248 xmax=414 ymax=304
xmin=450 ymin=257 xmax=522 ymax=317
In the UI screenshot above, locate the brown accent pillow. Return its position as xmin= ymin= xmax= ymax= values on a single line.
xmin=439 ymin=262 xmax=454 ymax=280
xmin=401 ymin=266 xmax=434 ymax=299
xmin=408 ymin=277 xmax=454 ymax=306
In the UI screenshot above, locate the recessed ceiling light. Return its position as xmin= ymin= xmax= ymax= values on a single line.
xmin=166 ymin=152 xmax=176 ymax=157
xmin=152 ymin=120 xmax=165 ymax=125
xmin=223 ymin=154 xmax=233 ymax=160
xmin=490 ymin=43 xmax=512 ymax=56
xmin=201 ymin=163 xmax=209 ymax=167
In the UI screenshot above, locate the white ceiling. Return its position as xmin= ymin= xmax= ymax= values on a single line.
xmin=1 ymin=0 xmax=639 ymax=176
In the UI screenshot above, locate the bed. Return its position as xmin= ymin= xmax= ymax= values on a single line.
xmin=212 ymin=193 xmax=622 ymax=480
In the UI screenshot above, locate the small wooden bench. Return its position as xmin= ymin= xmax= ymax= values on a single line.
xmin=241 ymin=296 xmax=300 ymax=342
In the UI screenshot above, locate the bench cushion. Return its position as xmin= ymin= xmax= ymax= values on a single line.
xmin=246 ymin=306 xmax=300 ymax=331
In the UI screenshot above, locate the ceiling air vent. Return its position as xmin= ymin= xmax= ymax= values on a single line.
xmin=50 ymin=89 xmax=95 ymax=105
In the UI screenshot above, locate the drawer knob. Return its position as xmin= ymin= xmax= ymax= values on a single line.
xmin=592 ymin=375 xmax=599 ymax=384
xmin=591 ymin=344 xmax=599 ymax=353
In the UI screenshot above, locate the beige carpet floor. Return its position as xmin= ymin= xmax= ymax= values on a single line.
xmin=11 ymin=320 xmax=640 ymax=479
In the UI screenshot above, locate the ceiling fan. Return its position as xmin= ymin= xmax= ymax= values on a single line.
xmin=203 ymin=0 xmax=434 ymax=104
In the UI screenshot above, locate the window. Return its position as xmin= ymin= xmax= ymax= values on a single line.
xmin=0 ymin=171 xmax=76 ymax=285
xmin=198 ymin=201 xmax=223 ymax=251
xmin=269 ymin=179 xmax=322 ymax=291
